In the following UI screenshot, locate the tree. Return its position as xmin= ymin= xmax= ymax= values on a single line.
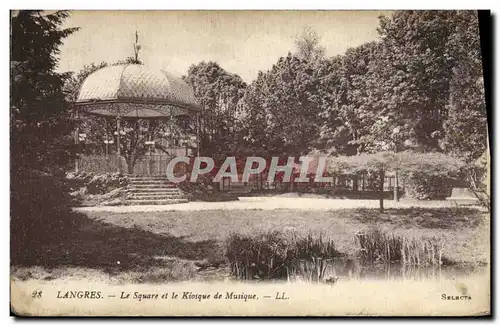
xmin=237 ymin=71 xmax=272 ymax=158
xmin=316 ymin=42 xmax=386 ymax=156
xmin=316 ymin=11 xmax=487 ymax=157
xmin=329 ymin=151 xmax=465 ymax=212
xmin=374 ymin=11 xmax=488 ymax=202
xmin=11 ymin=10 xmax=79 ymax=255
xmin=441 ymin=11 xmax=487 ymax=162
xmin=294 ymin=26 xmax=325 ymax=62
xmin=330 ymin=152 xmax=394 ymax=212
xmin=313 ymin=56 xmax=346 ymax=155
xmin=11 ymin=11 xmax=79 ymax=174
xmin=184 ymin=61 xmax=247 ymax=160
xmin=372 ymin=11 xmax=459 ymax=150
xmin=242 ymin=53 xmax=325 ymax=159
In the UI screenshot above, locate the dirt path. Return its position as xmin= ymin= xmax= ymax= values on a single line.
xmin=75 ymin=196 xmax=477 ymax=213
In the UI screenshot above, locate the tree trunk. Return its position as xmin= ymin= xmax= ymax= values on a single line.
xmin=393 ymin=169 xmax=399 ymax=202
xmin=379 ymin=169 xmax=385 ymax=213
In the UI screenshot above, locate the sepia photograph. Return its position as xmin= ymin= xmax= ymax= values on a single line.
xmin=10 ymin=9 xmax=491 ymax=316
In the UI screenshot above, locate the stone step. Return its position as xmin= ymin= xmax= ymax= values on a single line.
xmin=124 ymin=176 xmax=187 ymax=205
xmin=127 ymin=188 xmax=183 ymax=194
xmin=128 ymin=175 xmax=168 ymax=179
xmin=128 ymin=189 xmax=182 ymax=194
xmin=127 ymin=191 xmax=183 ymax=196
xmin=128 ymin=194 xmax=185 ymax=201
xmin=127 ymin=184 xmax=177 ymax=189
xmin=128 ymin=179 xmax=170 ymax=183
xmin=127 ymin=188 xmax=182 ymax=196
xmin=125 ymin=199 xmax=188 ymax=206
xmin=129 ymin=180 xmax=172 ymax=185
xmin=128 ymin=184 xmax=176 ymax=188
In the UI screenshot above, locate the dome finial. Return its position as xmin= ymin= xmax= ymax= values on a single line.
xmin=133 ymin=30 xmax=141 ymax=64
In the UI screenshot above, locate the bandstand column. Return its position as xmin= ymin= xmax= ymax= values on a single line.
xmin=116 ymin=115 xmax=121 ymax=173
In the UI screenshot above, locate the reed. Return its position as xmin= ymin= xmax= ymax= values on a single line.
xmin=286 ymin=257 xmax=332 ymax=283
xmin=292 ymin=233 xmax=343 ymax=259
xmin=356 ymin=228 xmax=445 ymax=266
xmin=226 ymin=231 xmax=342 ymax=281
xmin=226 ymin=228 xmax=447 ymax=282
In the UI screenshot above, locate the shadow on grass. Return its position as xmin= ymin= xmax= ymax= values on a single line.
xmin=11 ymin=211 xmax=224 ymax=273
xmin=351 ymin=207 xmax=484 ymax=229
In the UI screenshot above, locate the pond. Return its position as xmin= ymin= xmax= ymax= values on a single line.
xmin=288 ymin=258 xmax=488 ymax=283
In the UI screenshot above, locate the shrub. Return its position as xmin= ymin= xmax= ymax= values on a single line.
xmin=66 ymin=171 xmax=129 ymax=194
xmin=178 ymin=174 xmax=238 ymax=202
xmin=177 ymin=174 xmax=214 ymax=197
xmin=403 ymin=172 xmax=456 ymax=200
xmin=398 ymin=151 xmax=466 ymax=200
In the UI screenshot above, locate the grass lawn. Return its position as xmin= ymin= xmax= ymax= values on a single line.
xmin=11 ymin=206 xmax=489 ymax=283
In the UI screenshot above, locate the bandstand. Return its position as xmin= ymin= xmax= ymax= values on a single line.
xmin=73 ymin=64 xmax=201 ymax=175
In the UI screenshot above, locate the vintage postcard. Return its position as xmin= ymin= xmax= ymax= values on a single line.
xmin=10 ymin=10 xmax=491 ymax=316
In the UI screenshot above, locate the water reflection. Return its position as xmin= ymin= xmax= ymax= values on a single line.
xmin=291 ymin=258 xmax=487 ymax=282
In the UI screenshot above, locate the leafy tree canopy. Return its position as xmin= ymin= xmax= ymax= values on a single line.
xmin=11 ymin=10 xmax=79 ymax=175
xmin=184 ymin=61 xmax=247 ymax=159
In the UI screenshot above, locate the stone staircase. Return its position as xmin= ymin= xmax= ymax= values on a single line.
xmin=125 ymin=175 xmax=188 ymax=205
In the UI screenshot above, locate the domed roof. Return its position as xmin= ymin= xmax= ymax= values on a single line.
xmin=76 ymin=64 xmax=200 ymax=111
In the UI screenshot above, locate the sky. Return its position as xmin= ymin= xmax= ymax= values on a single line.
xmin=57 ymin=10 xmax=390 ymax=82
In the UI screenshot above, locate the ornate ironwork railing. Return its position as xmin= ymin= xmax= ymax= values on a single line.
xmin=76 ymin=154 xmax=187 ymax=175
xmin=133 ymin=154 xmax=175 ymax=175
